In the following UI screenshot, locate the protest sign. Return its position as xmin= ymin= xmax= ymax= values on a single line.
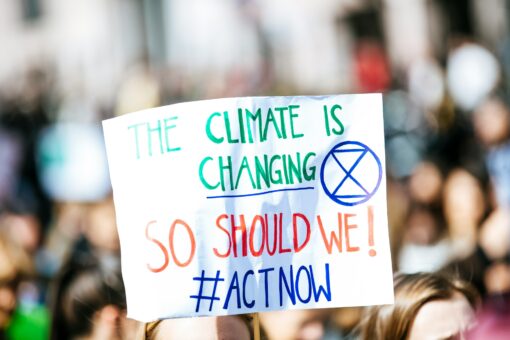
xmin=102 ymin=94 xmax=394 ymax=322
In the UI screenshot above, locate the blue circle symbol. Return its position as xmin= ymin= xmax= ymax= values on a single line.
xmin=320 ymin=141 xmax=382 ymax=206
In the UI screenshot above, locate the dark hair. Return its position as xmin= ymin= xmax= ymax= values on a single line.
xmin=359 ymin=272 xmax=479 ymax=340
xmin=50 ymin=242 xmax=126 ymax=340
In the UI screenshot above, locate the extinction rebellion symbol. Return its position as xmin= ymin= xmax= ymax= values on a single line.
xmin=320 ymin=141 xmax=382 ymax=206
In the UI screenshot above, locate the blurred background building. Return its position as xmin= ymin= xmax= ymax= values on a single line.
xmin=2 ymin=0 xmax=510 ymax=339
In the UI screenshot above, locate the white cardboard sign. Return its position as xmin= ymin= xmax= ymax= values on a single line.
xmin=102 ymin=94 xmax=394 ymax=322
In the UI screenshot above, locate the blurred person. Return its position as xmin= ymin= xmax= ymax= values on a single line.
xmin=473 ymin=98 xmax=510 ymax=147
xmin=37 ymin=202 xmax=87 ymax=279
xmin=478 ymin=208 xmax=510 ymax=262
xmin=398 ymin=161 xmax=450 ymax=273
xmin=443 ymin=168 xmax=486 ymax=260
xmin=465 ymin=262 xmax=510 ymax=339
xmin=436 ymin=168 xmax=489 ymax=294
xmin=1 ymin=209 xmax=50 ymax=340
xmin=259 ymin=309 xmax=329 ymax=340
xmin=484 ymin=262 xmax=510 ymax=295
xmin=6 ymin=279 xmax=50 ymax=340
xmin=83 ymin=198 xmax=120 ymax=254
xmin=0 ymin=127 xmax=22 ymax=208
xmin=424 ymin=81 xmax=486 ymax=181
xmin=359 ymin=272 xmax=478 ymax=340
xmin=408 ymin=161 xmax=443 ymax=206
xmin=472 ymin=97 xmax=510 ymax=208
xmin=439 ymin=207 xmax=509 ymax=297
xmin=386 ymin=178 xmax=410 ymax=270
xmin=49 ymin=245 xmax=135 ymax=340
xmin=0 ymin=223 xmax=32 ymax=338
xmin=138 ymin=315 xmax=253 ymax=340
xmin=0 ymin=67 xmax=52 ymax=229
xmin=329 ymin=307 xmax=363 ymax=339
xmin=0 ymin=210 xmax=41 ymax=254
xmin=398 ymin=206 xmax=452 ymax=273
xmin=38 ymin=199 xmax=119 ymax=286
xmin=115 ymin=60 xmax=161 ymax=116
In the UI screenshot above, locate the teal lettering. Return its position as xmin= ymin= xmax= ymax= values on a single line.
xmin=289 ymin=105 xmax=304 ymax=138
xmin=199 ymin=157 xmax=220 ymax=190
xmin=128 ymin=122 xmax=144 ymax=159
xmin=163 ymin=116 xmax=181 ymax=152
xmin=206 ymin=112 xmax=224 ymax=144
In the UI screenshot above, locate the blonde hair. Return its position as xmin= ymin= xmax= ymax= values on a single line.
xmin=137 ymin=315 xmax=254 ymax=340
xmin=359 ymin=272 xmax=478 ymax=340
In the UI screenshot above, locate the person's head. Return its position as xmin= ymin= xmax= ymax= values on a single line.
xmin=403 ymin=206 xmax=444 ymax=246
xmin=139 ymin=315 xmax=252 ymax=340
xmin=473 ymin=97 xmax=510 ymax=146
xmin=0 ymin=211 xmax=41 ymax=253
xmin=443 ymin=169 xmax=486 ymax=249
xmin=360 ymin=272 xmax=478 ymax=340
xmin=83 ymin=198 xmax=120 ymax=253
xmin=50 ymin=251 xmax=130 ymax=340
xmin=408 ymin=161 xmax=443 ymax=205
xmin=260 ymin=309 xmax=330 ymax=340
xmin=479 ymin=208 xmax=510 ymax=261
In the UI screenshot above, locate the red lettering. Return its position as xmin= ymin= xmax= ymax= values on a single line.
xmin=278 ymin=213 xmax=291 ymax=253
xmin=169 ymin=219 xmax=196 ymax=267
xmin=213 ymin=214 xmax=231 ymax=258
xmin=317 ymin=214 xmax=343 ymax=254
xmin=145 ymin=220 xmax=169 ymax=273
xmin=231 ymin=214 xmax=247 ymax=257
xmin=266 ymin=214 xmax=278 ymax=256
xmin=292 ymin=213 xmax=310 ymax=252
xmin=249 ymin=215 xmax=265 ymax=257
xmin=211 ymin=212 xmax=317 ymax=258
xmin=344 ymin=213 xmax=359 ymax=252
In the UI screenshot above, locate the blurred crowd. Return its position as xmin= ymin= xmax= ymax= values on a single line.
xmin=2 ymin=0 xmax=510 ymax=339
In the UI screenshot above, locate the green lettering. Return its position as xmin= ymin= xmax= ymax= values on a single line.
xmin=303 ymin=152 xmax=316 ymax=180
xmin=237 ymin=108 xmax=246 ymax=143
xmin=206 ymin=112 xmax=224 ymax=144
xmin=147 ymin=120 xmax=163 ymax=156
xmin=128 ymin=122 xmax=144 ymax=159
xmin=199 ymin=157 xmax=220 ymax=189
xmin=254 ymin=154 xmax=270 ymax=189
xmin=262 ymin=108 xmax=282 ymax=141
xmin=289 ymin=105 xmax=304 ymax=138
xmin=223 ymin=111 xmax=239 ymax=144
xmin=235 ymin=157 xmax=256 ymax=189
xmin=282 ymin=154 xmax=290 ymax=183
xmin=274 ymin=107 xmax=288 ymax=138
xmin=164 ymin=116 xmax=181 ymax=152
xmin=245 ymin=108 xmax=262 ymax=143
xmin=323 ymin=105 xmax=330 ymax=136
xmin=287 ymin=152 xmax=302 ymax=184
xmin=219 ymin=156 xmax=234 ymax=191
xmin=269 ymin=155 xmax=283 ymax=184
xmin=330 ymin=105 xmax=344 ymax=135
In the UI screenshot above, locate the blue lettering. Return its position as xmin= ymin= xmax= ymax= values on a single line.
xmin=279 ymin=265 xmax=296 ymax=306
xmin=311 ymin=263 xmax=332 ymax=302
xmin=223 ymin=271 xmax=241 ymax=309
xmin=296 ymin=266 xmax=312 ymax=303
xmin=258 ymin=267 xmax=274 ymax=308
xmin=242 ymin=270 xmax=255 ymax=308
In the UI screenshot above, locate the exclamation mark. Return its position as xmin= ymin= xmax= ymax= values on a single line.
xmin=367 ymin=205 xmax=376 ymax=257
